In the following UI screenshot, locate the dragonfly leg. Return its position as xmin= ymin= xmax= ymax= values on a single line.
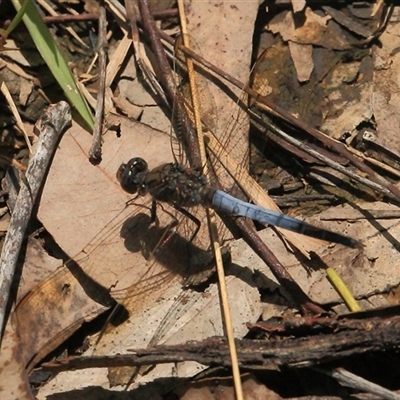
xmin=147 ymin=201 xmax=180 ymax=259
xmin=150 ymin=199 xmax=160 ymax=226
xmin=147 ymin=204 xmax=201 ymax=264
xmin=173 ymin=206 xmax=201 ymax=243
xmin=147 ymin=218 xmax=179 ymax=261
xmin=125 ymin=193 xmax=140 ymax=206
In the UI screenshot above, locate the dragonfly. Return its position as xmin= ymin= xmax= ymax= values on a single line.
xmin=115 ymin=28 xmax=361 ymax=252
xmin=116 ymin=157 xmax=360 ymax=248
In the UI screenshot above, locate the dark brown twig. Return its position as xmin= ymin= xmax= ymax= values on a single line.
xmin=153 ymin=20 xmax=327 ymax=313
xmin=233 ymin=217 xmax=325 ymax=315
xmin=41 ymin=307 xmax=400 ymax=373
xmin=89 ymin=0 xmax=107 ymax=164
xmin=137 ymin=0 xmax=201 ymax=168
xmin=41 ymin=8 xmax=179 ymax=25
xmin=125 ymin=0 xmax=167 ymax=106
xmin=0 ymin=101 xmax=71 ymax=343
xmin=42 ymin=13 xmax=99 ymax=24
xmin=1 ymin=7 xmax=178 ymax=28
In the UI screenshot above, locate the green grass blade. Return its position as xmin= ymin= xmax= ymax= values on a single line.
xmin=11 ymin=0 xmax=94 ymax=130
xmin=6 ymin=0 xmax=29 ymax=36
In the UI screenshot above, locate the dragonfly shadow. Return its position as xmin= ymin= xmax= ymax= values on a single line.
xmin=120 ymin=212 xmax=217 ymax=286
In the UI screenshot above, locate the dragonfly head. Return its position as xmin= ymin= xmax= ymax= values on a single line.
xmin=117 ymin=157 xmax=148 ymax=195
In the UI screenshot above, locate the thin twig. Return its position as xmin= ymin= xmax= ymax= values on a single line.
xmin=36 ymin=0 xmax=88 ymax=48
xmin=43 ymin=13 xmax=99 ymax=24
xmin=0 ymin=101 xmax=71 ymax=343
xmin=176 ymin=3 xmax=244 ymax=400
xmin=251 ymin=111 xmax=400 ymax=204
xmin=89 ymin=0 xmax=107 ymax=164
xmin=0 ymin=81 xmax=33 ymax=154
xmin=317 ymin=367 xmax=400 ymax=400
xmin=125 ymin=0 xmax=168 ymax=106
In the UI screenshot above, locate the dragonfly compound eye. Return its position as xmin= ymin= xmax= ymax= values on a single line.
xmin=117 ymin=157 xmax=148 ymax=195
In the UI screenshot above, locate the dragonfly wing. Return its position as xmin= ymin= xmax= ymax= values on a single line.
xmin=174 ymin=34 xmax=219 ymax=137
xmin=87 ymin=201 xmax=221 ymax=385
xmin=81 ymin=201 xmax=214 ymax=310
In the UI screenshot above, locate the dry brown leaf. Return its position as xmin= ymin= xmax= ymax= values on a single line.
xmin=83 ymin=0 xmax=99 ymax=13
xmin=98 ymin=276 xmax=260 ymax=387
xmin=38 ymin=115 xmax=171 ymax=257
xmin=175 ymin=373 xmax=282 ymax=400
xmin=2 ymin=40 xmax=45 ymax=67
xmin=147 ymin=0 xmax=176 ymax=14
xmin=288 ymin=41 xmax=313 ymax=82
xmin=266 ymin=7 xmax=365 ymax=51
xmin=253 ymin=31 xmax=373 ymax=138
xmin=36 ymin=368 xmax=113 ymax=400
xmin=267 ymin=8 xmax=330 ymax=46
xmin=372 ymin=21 xmax=400 ymax=158
xmin=19 ymin=78 xmax=33 ymax=107
xmin=0 ymin=237 xmax=70 ymax=397
xmin=15 ymin=237 xmax=61 ymax=303
xmin=321 ymin=80 xmax=373 ymax=138
xmin=0 ymin=211 xmax=10 ymax=232
xmin=112 ymin=97 xmax=143 ymax=120
xmin=0 ymin=323 xmax=34 ymax=400
xmin=291 ymin=0 xmax=306 ymax=13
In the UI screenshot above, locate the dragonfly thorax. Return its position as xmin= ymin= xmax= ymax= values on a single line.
xmin=118 ymin=157 xmax=214 ymax=208
xmin=117 ymin=157 xmax=149 ymax=196
xmin=145 ymin=163 xmax=211 ymax=208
